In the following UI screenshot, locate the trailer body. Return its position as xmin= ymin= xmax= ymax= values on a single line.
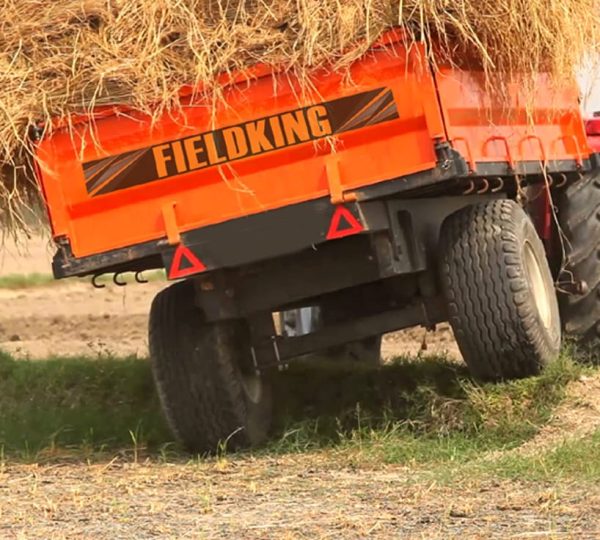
xmin=35 ymin=32 xmax=592 ymax=281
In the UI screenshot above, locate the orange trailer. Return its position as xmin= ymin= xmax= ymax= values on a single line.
xmin=34 ymin=31 xmax=600 ymax=451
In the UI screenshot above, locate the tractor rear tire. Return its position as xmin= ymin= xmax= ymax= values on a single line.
xmin=439 ymin=200 xmax=561 ymax=381
xmin=557 ymin=169 xmax=600 ymax=344
xmin=149 ymin=281 xmax=272 ymax=453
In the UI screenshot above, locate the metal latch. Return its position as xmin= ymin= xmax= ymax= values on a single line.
xmin=325 ymin=155 xmax=357 ymax=205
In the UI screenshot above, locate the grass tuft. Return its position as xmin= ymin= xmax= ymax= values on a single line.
xmin=483 ymin=429 xmax=600 ymax=482
xmin=0 ymin=350 xmax=171 ymax=459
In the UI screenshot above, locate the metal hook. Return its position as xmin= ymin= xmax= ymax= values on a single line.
xmin=135 ymin=271 xmax=148 ymax=284
xmin=463 ymin=179 xmax=475 ymax=195
xmin=554 ymin=173 xmax=568 ymax=189
xmin=476 ymin=178 xmax=490 ymax=195
xmin=91 ymin=274 xmax=105 ymax=289
xmin=491 ymin=177 xmax=504 ymax=193
xmin=113 ymin=273 xmax=127 ymax=287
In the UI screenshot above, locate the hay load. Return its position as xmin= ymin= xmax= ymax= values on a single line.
xmin=0 ymin=0 xmax=598 ymax=235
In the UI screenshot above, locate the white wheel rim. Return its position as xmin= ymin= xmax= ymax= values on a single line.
xmin=523 ymin=241 xmax=553 ymax=330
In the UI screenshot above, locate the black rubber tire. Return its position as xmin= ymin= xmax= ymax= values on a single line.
xmin=439 ymin=199 xmax=561 ymax=381
xmin=557 ymin=169 xmax=600 ymax=343
xmin=149 ymin=281 xmax=272 ymax=453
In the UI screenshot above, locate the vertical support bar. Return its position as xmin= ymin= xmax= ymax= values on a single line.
xmin=411 ymin=42 xmax=447 ymax=142
xmin=161 ymin=202 xmax=181 ymax=246
xmin=325 ymin=155 xmax=357 ymax=205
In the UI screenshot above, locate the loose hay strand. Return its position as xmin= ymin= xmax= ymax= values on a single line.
xmin=0 ymin=0 xmax=598 ymax=235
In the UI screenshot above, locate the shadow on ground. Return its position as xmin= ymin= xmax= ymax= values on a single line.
xmin=0 ymin=350 xmax=577 ymax=460
xmin=271 ymin=357 xmax=469 ymax=437
xmin=0 ymin=350 xmax=472 ymax=456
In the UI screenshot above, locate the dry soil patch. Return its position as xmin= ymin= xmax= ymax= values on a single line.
xmin=1 ymin=456 xmax=598 ymax=539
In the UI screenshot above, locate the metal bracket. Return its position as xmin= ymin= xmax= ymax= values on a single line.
xmin=161 ymin=202 xmax=181 ymax=246
xmin=325 ymin=155 xmax=357 ymax=205
xmin=251 ymin=297 xmax=447 ymax=369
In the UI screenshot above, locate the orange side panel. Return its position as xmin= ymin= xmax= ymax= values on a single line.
xmin=36 ymin=39 xmax=443 ymax=259
xmin=435 ymin=68 xmax=590 ymax=169
xmin=36 ymin=34 xmax=592 ymax=262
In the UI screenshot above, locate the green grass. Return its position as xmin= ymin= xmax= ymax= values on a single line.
xmin=0 ymin=348 xmax=587 ymax=468
xmin=0 ymin=270 xmax=166 ymax=289
xmin=0 ymin=350 xmax=171 ymax=458
xmin=483 ymin=429 xmax=600 ymax=482
xmin=0 ymin=272 xmax=56 ymax=289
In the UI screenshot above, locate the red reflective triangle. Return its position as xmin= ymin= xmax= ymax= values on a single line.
xmin=326 ymin=205 xmax=364 ymax=240
xmin=168 ymin=244 xmax=206 ymax=279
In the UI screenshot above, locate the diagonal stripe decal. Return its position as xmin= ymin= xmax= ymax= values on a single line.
xmin=84 ymin=155 xmax=121 ymax=188
xmin=363 ymin=96 xmax=399 ymax=127
xmin=87 ymin=149 xmax=147 ymax=195
xmin=335 ymin=89 xmax=389 ymax=132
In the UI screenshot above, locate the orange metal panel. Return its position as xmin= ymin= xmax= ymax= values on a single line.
xmin=35 ymin=36 xmax=443 ymax=258
xmin=434 ymin=68 xmax=591 ymax=169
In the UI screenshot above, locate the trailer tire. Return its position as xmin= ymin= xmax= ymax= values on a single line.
xmin=557 ymin=169 xmax=600 ymax=344
xmin=149 ymin=281 xmax=272 ymax=453
xmin=439 ymin=200 xmax=561 ymax=381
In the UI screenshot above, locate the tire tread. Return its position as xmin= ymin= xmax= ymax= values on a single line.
xmin=557 ymin=169 xmax=600 ymax=341
xmin=439 ymin=200 xmax=560 ymax=381
xmin=149 ymin=281 xmax=271 ymax=452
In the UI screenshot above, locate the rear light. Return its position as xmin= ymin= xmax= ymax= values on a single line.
xmin=586 ymin=117 xmax=600 ymax=136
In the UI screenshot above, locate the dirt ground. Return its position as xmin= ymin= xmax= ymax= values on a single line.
xmin=0 ymin=238 xmax=460 ymax=360
xmin=2 ymin=457 xmax=599 ymax=540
